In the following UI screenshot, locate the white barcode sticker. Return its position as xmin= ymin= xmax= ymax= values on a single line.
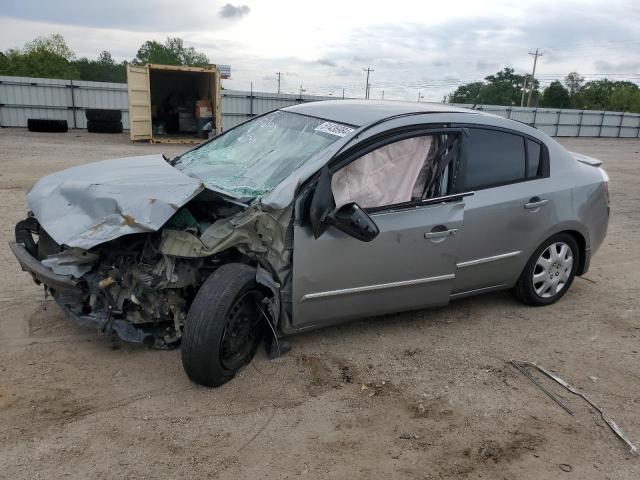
xmin=314 ymin=121 xmax=355 ymax=137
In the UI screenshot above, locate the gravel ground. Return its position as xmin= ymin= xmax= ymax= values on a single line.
xmin=0 ymin=128 xmax=638 ymax=479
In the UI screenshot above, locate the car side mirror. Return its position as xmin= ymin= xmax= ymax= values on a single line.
xmin=324 ymin=202 xmax=379 ymax=242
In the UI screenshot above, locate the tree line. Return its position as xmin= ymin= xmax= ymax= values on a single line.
xmin=0 ymin=34 xmax=210 ymax=83
xmin=2 ymin=35 xmax=639 ymax=112
xmin=447 ymin=67 xmax=640 ymax=112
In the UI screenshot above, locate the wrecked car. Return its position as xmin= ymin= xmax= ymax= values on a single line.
xmin=10 ymin=100 xmax=610 ymax=387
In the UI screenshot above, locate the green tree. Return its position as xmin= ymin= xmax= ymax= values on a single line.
xmin=447 ymin=81 xmax=484 ymax=104
xmin=134 ymin=37 xmax=209 ymax=66
xmin=0 ymin=34 xmax=78 ymax=79
xmin=74 ymin=50 xmax=127 ymax=82
xmin=447 ymin=68 xmax=536 ymax=106
xmin=608 ymin=83 xmax=640 ymax=112
xmin=564 ymin=72 xmax=584 ymax=98
xmin=541 ymin=80 xmax=571 ymax=108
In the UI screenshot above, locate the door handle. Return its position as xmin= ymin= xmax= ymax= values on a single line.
xmin=524 ymin=198 xmax=549 ymax=210
xmin=424 ymin=228 xmax=458 ymax=240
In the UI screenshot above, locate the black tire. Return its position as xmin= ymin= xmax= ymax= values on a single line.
xmin=512 ymin=233 xmax=579 ymax=306
xmin=85 ymin=109 xmax=122 ymax=122
xmin=181 ymin=263 xmax=267 ymax=387
xmin=27 ymin=118 xmax=68 ymax=133
xmin=87 ymin=120 xmax=123 ymax=133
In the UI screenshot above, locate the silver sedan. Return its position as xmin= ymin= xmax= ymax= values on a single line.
xmin=11 ymin=100 xmax=610 ymax=387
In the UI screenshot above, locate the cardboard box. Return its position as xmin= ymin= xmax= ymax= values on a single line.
xmin=196 ymin=99 xmax=213 ymax=119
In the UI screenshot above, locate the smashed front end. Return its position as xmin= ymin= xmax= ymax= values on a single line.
xmin=10 ymin=154 xmax=293 ymax=348
xmin=12 ymin=195 xmax=251 ymax=347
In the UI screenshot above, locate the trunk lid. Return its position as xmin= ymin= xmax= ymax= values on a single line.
xmin=570 ymin=151 xmax=603 ymax=167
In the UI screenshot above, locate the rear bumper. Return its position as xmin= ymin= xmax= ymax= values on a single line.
xmin=9 ymin=241 xmax=84 ymax=295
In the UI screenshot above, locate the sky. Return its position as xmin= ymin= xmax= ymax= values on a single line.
xmin=1 ymin=0 xmax=639 ymax=101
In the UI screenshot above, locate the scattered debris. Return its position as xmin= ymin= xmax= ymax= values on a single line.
xmin=340 ymin=366 xmax=353 ymax=383
xmin=512 ymin=360 xmax=638 ymax=455
xmin=588 ymin=376 xmax=598 ymax=382
xmin=399 ymin=432 xmax=419 ymax=440
xmin=403 ymin=347 xmax=422 ymax=357
xmin=559 ymin=463 xmax=573 ymax=472
xmin=479 ymin=445 xmax=495 ymax=461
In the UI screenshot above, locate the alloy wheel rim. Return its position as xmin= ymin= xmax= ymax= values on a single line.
xmin=532 ymin=242 xmax=573 ymax=298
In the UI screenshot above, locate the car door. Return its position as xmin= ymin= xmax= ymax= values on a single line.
xmin=291 ymin=130 xmax=468 ymax=330
xmin=451 ymin=127 xmax=554 ymax=295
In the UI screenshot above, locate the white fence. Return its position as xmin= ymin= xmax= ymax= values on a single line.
xmin=2 ymin=75 xmax=640 ymax=137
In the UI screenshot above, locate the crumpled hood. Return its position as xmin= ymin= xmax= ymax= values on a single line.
xmin=28 ymin=154 xmax=205 ymax=250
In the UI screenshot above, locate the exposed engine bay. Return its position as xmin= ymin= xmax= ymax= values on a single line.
xmin=17 ymin=188 xmax=291 ymax=348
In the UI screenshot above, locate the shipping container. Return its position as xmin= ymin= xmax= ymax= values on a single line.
xmin=126 ymin=64 xmax=222 ymax=143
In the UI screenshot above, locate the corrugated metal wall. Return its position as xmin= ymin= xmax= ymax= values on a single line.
xmin=0 ymin=75 xmax=327 ymax=131
xmin=452 ymin=104 xmax=640 ymax=138
xmin=221 ymin=90 xmax=335 ymax=129
xmin=2 ymin=75 xmax=640 ymax=137
xmin=0 ymin=76 xmax=129 ymax=129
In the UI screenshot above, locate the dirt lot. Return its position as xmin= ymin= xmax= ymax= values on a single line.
xmin=0 ymin=128 xmax=638 ymax=479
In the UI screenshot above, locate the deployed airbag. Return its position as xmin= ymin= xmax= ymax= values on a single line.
xmin=331 ymin=136 xmax=433 ymax=209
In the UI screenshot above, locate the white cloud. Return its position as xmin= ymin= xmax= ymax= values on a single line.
xmin=1 ymin=0 xmax=639 ymax=100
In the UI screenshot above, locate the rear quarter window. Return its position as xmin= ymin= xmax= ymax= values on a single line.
xmin=464 ymin=128 xmax=526 ymax=190
xmin=527 ymin=139 xmax=542 ymax=177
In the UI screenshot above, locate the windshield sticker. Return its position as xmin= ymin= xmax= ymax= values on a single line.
xmin=314 ymin=122 xmax=355 ymax=137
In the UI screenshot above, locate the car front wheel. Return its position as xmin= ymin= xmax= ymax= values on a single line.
xmin=513 ymin=233 xmax=579 ymax=306
xmin=181 ymin=263 xmax=267 ymax=387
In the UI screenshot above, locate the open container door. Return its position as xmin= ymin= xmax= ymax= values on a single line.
xmin=126 ymin=65 xmax=152 ymax=141
xmin=147 ymin=64 xmax=222 ymax=144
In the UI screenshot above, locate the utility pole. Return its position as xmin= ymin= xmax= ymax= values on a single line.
xmin=520 ymin=75 xmax=528 ymax=107
xmin=526 ymin=48 xmax=543 ymax=107
xmin=276 ymin=72 xmax=283 ymax=94
xmin=381 ymin=90 xmax=384 ymax=100
xmin=417 ymin=91 xmax=424 ymax=102
xmin=299 ymin=84 xmax=306 ymax=100
xmin=342 ymin=87 xmax=345 ymax=99
xmin=363 ymin=67 xmax=374 ymax=99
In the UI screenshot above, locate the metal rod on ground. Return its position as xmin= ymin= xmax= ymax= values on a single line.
xmin=529 ymin=361 xmax=638 ymax=455
xmin=511 ymin=360 xmax=575 ymax=415
xmin=514 ymin=360 xmax=638 ymax=455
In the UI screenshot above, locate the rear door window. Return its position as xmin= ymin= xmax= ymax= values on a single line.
xmin=527 ymin=139 xmax=541 ymax=177
xmin=464 ymin=128 xmax=526 ymax=190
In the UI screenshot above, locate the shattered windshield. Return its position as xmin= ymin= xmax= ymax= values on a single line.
xmin=174 ymin=110 xmax=354 ymax=198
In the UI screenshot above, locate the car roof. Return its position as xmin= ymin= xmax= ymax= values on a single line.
xmin=282 ymin=99 xmax=481 ymax=127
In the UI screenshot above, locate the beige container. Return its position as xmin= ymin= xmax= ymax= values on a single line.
xmin=127 ymin=64 xmax=222 ymax=143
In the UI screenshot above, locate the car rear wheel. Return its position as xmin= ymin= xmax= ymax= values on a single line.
xmin=513 ymin=233 xmax=579 ymax=306
xmin=181 ymin=263 xmax=267 ymax=387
